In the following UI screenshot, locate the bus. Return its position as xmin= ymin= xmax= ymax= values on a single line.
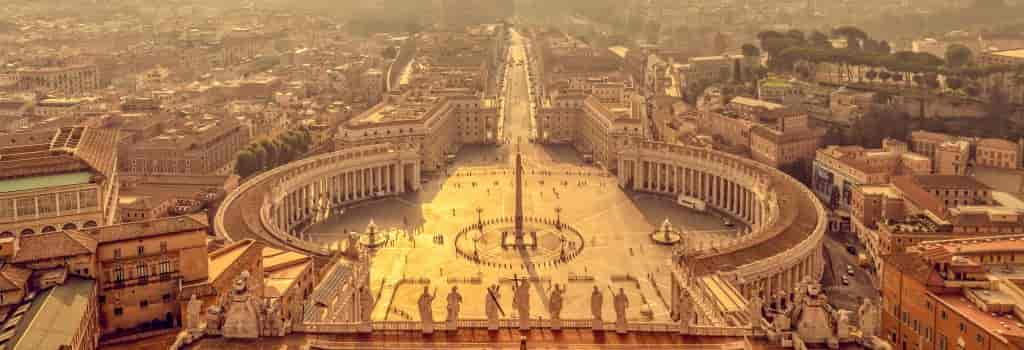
xmin=677 ymin=194 xmax=706 ymax=212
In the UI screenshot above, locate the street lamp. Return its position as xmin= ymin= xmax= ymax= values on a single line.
xmin=555 ymin=206 xmax=562 ymax=230
xmin=477 ymin=207 xmax=484 ymax=231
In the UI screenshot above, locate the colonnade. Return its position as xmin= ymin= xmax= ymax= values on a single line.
xmin=623 ymin=158 xmax=769 ymax=230
xmin=274 ymin=162 xmax=414 ymax=238
xmin=619 ymin=141 xmax=826 ymax=308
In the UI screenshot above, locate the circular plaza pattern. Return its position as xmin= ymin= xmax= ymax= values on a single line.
xmin=451 ymin=216 xmax=586 ymax=269
xmin=215 ymin=140 xmax=826 ymax=325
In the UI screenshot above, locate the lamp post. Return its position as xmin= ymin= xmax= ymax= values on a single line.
xmin=555 ymin=206 xmax=562 ymax=230
xmin=477 ymin=207 xmax=484 ymax=231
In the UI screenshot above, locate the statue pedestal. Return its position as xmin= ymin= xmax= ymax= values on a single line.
xmin=616 ymin=320 xmax=628 ymax=334
xmin=447 ymin=320 xmax=458 ymax=332
xmin=358 ymin=321 xmax=372 ymax=333
xmin=487 ymin=319 xmax=500 ymax=331
xmin=519 ymin=317 xmax=530 ymax=331
xmin=422 ymin=322 xmax=434 ymax=334
xmin=591 ymin=319 xmax=603 ymax=331
xmin=550 ymin=318 xmax=562 ymax=330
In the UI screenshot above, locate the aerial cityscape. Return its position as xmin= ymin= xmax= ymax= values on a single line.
xmin=1 ymin=0 xmax=1024 ymax=349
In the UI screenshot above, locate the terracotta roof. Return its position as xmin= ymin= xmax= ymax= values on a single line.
xmin=892 ymin=175 xmax=948 ymax=219
xmin=86 ymin=215 xmax=207 ymax=243
xmin=911 ymin=175 xmax=991 ymax=190
xmin=11 ymin=231 xmax=97 ymax=263
xmin=0 ymin=263 xmax=31 ymax=291
xmin=883 ymin=252 xmax=946 ymax=288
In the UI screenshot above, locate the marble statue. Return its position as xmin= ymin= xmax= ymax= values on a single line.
xmin=549 ymin=284 xmax=565 ymax=320
xmin=858 ymin=298 xmax=880 ymax=339
xmin=748 ymin=294 xmax=764 ymax=328
xmin=360 ymin=286 xmax=375 ymax=322
xmin=549 ymin=284 xmax=565 ymax=329
xmin=186 ymin=294 xmax=203 ymax=331
xmin=222 ymin=271 xmax=261 ymax=339
xmin=264 ymin=298 xmax=286 ymax=336
xmin=204 ymin=306 xmax=224 ymax=335
xmin=836 ymin=309 xmax=853 ymax=338
xmin=513 ymin=279 xmax=531 ymax=330
xmin=485 ymin=284 xmax=502 ymax=330
xmin=418 ymin=286 xmax=436 ymax=333
xmin=590 ymin=286 xmax=603 ymax=330
xmin=614 ymin=288 xmax=629 ymax=334
xmin=447 ymin=286 xmax=463 ymax=326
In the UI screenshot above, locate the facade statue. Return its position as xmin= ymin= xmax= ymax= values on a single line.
xmin=858 ymin=298 xmax=880 ymax=339
xmin=264 ymin=298 xmax=286 ymax=337
xmin=360 ymin=286 xmax=375 ymax=322
xmin=222 ymin=271 xmax=261 ymax=339
xmin=485 ymin=284 xmax=503 ymax=330
xmin=513 ymin=279 xmax=531 ymax=329
xmin=548 ymin=284 xmax=565 ymax=320
xmin=447 ymin=286 xmax=464 ymax=324
xmin=418 ymin=286 xmax=436 ymax=333
xmin=590 ymin=286 xmax=603 ymax=321
xmin=748 ymin=294 xmax=764 ymax=328
xmin=614 ymin=287 xmax=629 ymax=333
xmin=204 ymin=306 xmax=224 ymax=335
xmin=186 ymin=294 xmax=203 ymax=331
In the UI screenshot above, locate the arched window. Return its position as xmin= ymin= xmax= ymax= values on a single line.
xmin=20 ymin=228 xmax=34 ymax=236
xmin=41 ymin=226 xmax=57 ymax=233
xmin=63 ymin=223 xmax=78 ymax=230
xmin=83 ymin=221 xmax=98 ymax=228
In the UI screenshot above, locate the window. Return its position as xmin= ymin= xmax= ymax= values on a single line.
xmin=941 ymin=310 xmax=948 ymax=320
xmin=140 ymin=300 xmax=149 ymax=308
xmin=977 ymin=334 xmax=984 ymax=343
xmin=113 ymin=248 xmax=122 ymax=259
xmin=163 ymin=294 xmax=172 ymax=302
xmin=114 ymin=307 xmax=123 ymax=316
xmin=136 ymin=263 xmax=148 ymax=278
xmin=158 ymin=260 xmax=172 ymax=275
xmin=960 ymin=323 xmax=965 ymax=332
xmin=137 ymin=245 xmax=145 ymax=256
xmin=113 ymin=266 xmax=125 ymax=281
xmin=160 ymin=241 xmax=168 ymax=253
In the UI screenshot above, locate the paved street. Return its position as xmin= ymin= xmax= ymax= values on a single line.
xmin=304 ymin=31 xmax=743 ymax=324
xmin=821 ymin=229 xmax=879 ymax=311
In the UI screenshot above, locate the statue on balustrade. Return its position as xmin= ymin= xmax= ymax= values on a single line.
xmin=186 ymin=294 xmax=203 ymax=331
xmin=548 ymin=284 xmax=565 ymax=320
xmin=748 ymin=294 xmax=764 ymax=328
xmin=513 ymin=278 xmax=531 ymax=329
xmin=485 ymin=284 xmax=503 ymax=330
xmin=447 ymin=286 xmax=463 ymax=327
xmin=360 ymin=285 xmax=375 ymax=322
xmin=418 ymin=286 xmax=436 ymax=333
xmin=204 ymin=306 xmax=224 ymax=335
xmin=590 ymin=285 xmax=603 ymax=330
xmin=614 ymin=287 xmax=629 ymax=334
xmin=858 ymin=298 xmax=880 ymax=339
xmin=222 ymin=271 xmax=261 ymax=339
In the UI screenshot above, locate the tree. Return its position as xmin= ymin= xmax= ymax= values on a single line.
xmin=382 ymin=46 xmax=398 ymax=59
xmin=945 ymin=44 xmax=972 ymax=68
xmin=832 ymin=26 xmax=868 ymax=49
xmin=878 ymin=40 xmax=892 ymax=54
xmin=741 ymin=43 xmax=761 ymax=57
xmin=946 ymin=76 xmax=964 ymax=90
xmin=809 ymin=31 xmax=830 ymax=48
xmin=866 ymin=70 xmax=878 ymax=80
xmin=786 ymin=29 xmax=806 ymax=43
xmin=236 ymin=150 xmax=260 ymax=178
